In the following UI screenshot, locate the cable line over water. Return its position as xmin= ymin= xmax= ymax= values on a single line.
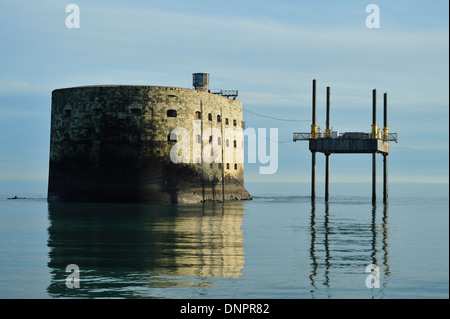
xmin=243 ymin=108 xmax=310 ymax=122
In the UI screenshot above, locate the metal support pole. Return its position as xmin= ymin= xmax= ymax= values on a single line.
xmin=325 ymin=153 xmax=330 ymax=202
xmin=311 ymin=79 xmax=317 ymax=201
xmin=310 ymin=79 xmax=318 ymax=139
xmin=326 ymin=86 xmax=330 ymax=133
xmin=383 ymin=93 xmax=387 ymax=130
xmin=383 ymin=92 xmax=388 ymax=203
xmin=372 ymin=153 xmax=376 ymax=204
xmin=312 ymin=80 xmax=317 ymax=126
xmin=325 ymin=86 xmax=330 ymax=202
xmin=373 ymin=89 xmax=377 ymax=126
xmin=371 ymin=89 xmax=378 ymax=138
xmin=312 ymin=151 xmax=316 ymax=202
xmin=372 ymin=89 xmax=377 ymax=203
xmin=383 ymin=154 xmax=388 ymax=203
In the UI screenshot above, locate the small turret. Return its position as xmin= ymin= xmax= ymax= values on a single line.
xmin=193 ymin=73 xmax=209 ymax=92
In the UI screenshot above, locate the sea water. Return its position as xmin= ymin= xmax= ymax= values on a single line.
xmin=0 ymin=182 xmax=448 ymax=299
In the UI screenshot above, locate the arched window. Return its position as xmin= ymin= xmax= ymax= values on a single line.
xmin=217 ymin=115 xmax=221 ymax=122
xmin=195 ymin=111 xmax=201 ymax=119
xmin=226 ymin=139 xmax=229 ymax=147
xmin=233 ymin=119 xmax=237 ymax=126
xmin=233 ymin=140 xmax=237 ymax=148
xmin=226 ymin=163 xmax=230 ymax=170
xmin=196 ymin=134 xmax=201 ymax=143
xmin=167 ymin=109 xmax=177 ymax=117
xmin=225 ymin=118 xmax=229 ymax=125
xmin=234 ymin=163 xmax=238 ymax=170
xmin=208 ymin=113 xmax=212 ymax=121
xmin=218 ymin=137 xmax=222 ymax=145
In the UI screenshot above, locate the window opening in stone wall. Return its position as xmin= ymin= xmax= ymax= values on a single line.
xmin=208 ymin=113 xmax=212 ymax=121
xmin=217 ymin=115 xmax=221 ymax=122
xmin=196 ymin=134 xmax=201 ymax=143
xmin=226 ymin=163 xmax=230 ymax=169
xmin=168 ymin=133 xmax=177 ymax=142
xmin=225 ymin=118 xmax=229 ymax=125
xmin=195 ymin=111 xmax=201 ymax=119
xmin=167 ymin=109 xmax=177 ymax=117
xmin=233 ymin=119 xmax=237 ymax=126
xmin=234 ymin=164 xmax=238 ymax=170
xmin=131 ymin=108 xmax=142 ymax=117
xmin=234 ymin=140 xmax=237 ymax=148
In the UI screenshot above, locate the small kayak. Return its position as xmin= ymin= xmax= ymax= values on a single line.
xmin=7 ymin=196 xmax=26 ymax=200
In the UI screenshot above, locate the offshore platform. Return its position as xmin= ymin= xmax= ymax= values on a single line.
xmin=293 ymin=80 xmax=398 ymax=203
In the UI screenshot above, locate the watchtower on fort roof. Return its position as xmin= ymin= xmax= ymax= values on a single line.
xmin=293 ymin=79 xmax=398 ymax=203
xmin=193 ymin=73 xmax=210 ymax=92
xmin=193 ymin=72 xmax=239 ymax=100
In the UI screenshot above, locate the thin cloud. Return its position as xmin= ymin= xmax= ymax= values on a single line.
xmin=396 ymin=142 xmax=449 ymax=152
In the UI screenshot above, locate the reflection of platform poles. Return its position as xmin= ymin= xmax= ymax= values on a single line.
xmin=308 ymin=200 xmax=391 ymax=295
xmin=294 ymin=80 xmax=397 ymax=202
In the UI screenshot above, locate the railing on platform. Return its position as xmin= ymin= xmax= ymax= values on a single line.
xmin=294 ymin=131 xmax=398 ymax=142
xmin=293 ymin=132 xmax=311 ymax=141
xmin=211 ymin=89 xmax=238 ymax=99
xmin=384 ymin=132 xmax=398 ymax=142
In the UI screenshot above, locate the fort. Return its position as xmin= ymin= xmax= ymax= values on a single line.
xmin=47 ymin=73 xmax=252 ymax=203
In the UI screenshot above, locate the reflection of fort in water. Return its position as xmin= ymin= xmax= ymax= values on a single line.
xmin=47 ymin=202 xmax=244 ymax=298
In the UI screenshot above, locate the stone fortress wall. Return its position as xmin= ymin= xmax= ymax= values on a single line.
xmin=48 ymin=83 xmax=252 ymax=203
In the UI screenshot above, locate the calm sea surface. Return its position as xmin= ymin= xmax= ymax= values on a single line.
xmin=0 ymin=182 xmax=448 ymax=299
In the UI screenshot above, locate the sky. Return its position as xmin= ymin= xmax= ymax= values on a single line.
xmin=0 ymin=0 xmax=448 ymax=192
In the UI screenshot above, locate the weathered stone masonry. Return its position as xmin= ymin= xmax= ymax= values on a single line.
xmin=48 ymin=85 xmax=252 ymax=203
